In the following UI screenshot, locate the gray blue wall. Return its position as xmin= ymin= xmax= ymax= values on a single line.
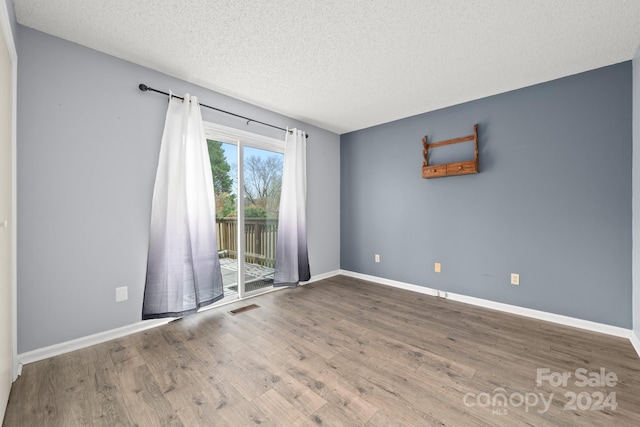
xmin=16 ymin=26 xmax=340 ymax=353
xmin=341 ymin=63 xmax=632 ymax=328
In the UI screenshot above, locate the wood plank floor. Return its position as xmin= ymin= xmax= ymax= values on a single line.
xmin=4 ymin=275 xmax=640 ymax=426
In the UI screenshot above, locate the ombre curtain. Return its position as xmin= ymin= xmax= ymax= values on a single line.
xmin=274 ymin=128 xmax=310 ymax=287
xmin=142 ymin=94 xmax=224 ymax=319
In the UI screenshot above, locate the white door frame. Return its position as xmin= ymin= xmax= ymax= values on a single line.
xmin=0 ymin=1 xmax=18 ymax=380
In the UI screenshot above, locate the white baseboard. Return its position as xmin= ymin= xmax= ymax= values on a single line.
xmin=340 ymin=270 xmax=440 ymax=297
xmin=448 ymin=292 xmax=630 ymax=338
xmin=19 ymin=270 xmax=638 ymax=366
xmin=302 ymin=269 xmax=341 ymax=285
xmin=17 ymin=318 xmax=173 ymax=367
xmin=631 ymin=331 xmax=640 ymax=358
xmin=339 ymin=270 xmax=634 ymax=341
xmin=17 ymin=269 xmax=343 ymax=367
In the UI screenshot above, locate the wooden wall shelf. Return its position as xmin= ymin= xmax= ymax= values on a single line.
xmin=422 ymin=124 xmax=479 ymax=179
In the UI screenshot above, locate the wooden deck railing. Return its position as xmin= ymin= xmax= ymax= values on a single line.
xmin=216 ymin=217 xmax=278 ymax=268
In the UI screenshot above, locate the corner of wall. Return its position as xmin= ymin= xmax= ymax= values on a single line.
xmin=633 ymin=45 xmax=640 ymax=358
xmin=631 ymin=330 xmax=640 ymax=359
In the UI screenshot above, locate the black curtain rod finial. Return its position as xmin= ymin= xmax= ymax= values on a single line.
xmin=139 ymin=83 xmax=149 ymax=91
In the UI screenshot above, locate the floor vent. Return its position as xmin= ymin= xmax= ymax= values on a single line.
xmin=229 ymin=303 xmax=260 ymax=315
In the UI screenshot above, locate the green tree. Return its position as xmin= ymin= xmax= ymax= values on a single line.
xmin=218 ymin=193 xmax=236 ymax=217
xmin=207 ymin=140 xmax=233 ymax=194
xmin=244 ymin=206 xmax=267 ymax=218
xmin=207 ymin=140 xmax=235 ymax=218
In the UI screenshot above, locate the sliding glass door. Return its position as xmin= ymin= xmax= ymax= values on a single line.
xmin=205 ymin=123 xmax=284 ymax=302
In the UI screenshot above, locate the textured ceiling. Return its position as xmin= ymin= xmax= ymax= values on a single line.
xmin=13 ymin=0 xmax=640 ymax=134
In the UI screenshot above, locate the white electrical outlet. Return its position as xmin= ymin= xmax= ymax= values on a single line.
xmin=511 ymin=273 xmax=520 ymax=286
xmin=375 ymin=254 xmax=380 ymax=263
xmin=435 ymin=262 xmax=441 ymax=273
xmin=115 ymin=286 xmax=128 ymax=302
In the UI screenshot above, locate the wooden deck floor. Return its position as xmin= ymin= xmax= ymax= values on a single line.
xmin=4 ymin=275 xmax=640 ymax=426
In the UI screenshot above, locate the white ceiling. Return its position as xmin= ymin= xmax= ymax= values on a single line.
xmin=13 ymin=0 xmax=640 ymax=134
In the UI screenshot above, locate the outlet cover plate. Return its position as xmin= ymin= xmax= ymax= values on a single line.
xmin=511 ymin=273 xmax=520 ymax=286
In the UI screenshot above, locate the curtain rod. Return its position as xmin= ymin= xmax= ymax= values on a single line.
xmin=138 ymin=84 xmax=308 ymax=138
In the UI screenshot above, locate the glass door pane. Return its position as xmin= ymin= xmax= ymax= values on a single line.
xmin=242 ymin=146 xmax=284 ymax=294
xmin=208 ymin=140 xmax=239 ymax=301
